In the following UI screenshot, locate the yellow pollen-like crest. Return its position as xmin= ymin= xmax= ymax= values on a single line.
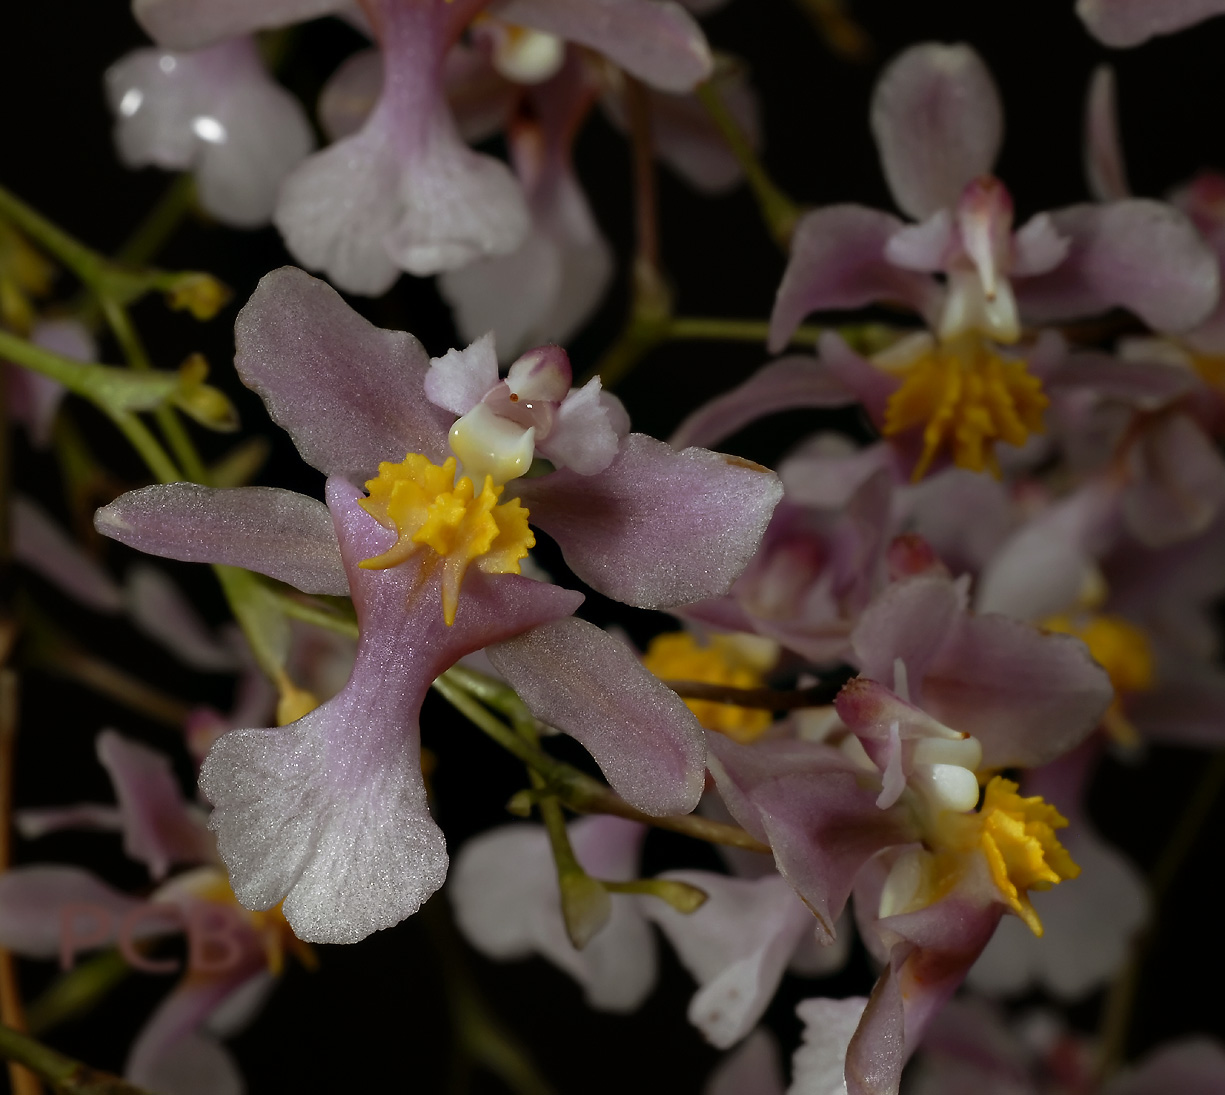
xmin=882 ymin=335 xmax=1048 ymax=481
xmin=642 ymin=632 xmax=776 ymax=744
xmin=359 ymin=454 xmax=534 ymax=626
xmin=977 ymin=776 xmax=1079 ymax=936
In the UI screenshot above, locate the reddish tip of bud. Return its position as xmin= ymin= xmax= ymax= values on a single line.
xmin=887 ymin=534 xmax=945 ymax=579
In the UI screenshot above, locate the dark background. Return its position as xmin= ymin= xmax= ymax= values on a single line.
xmin=5 ymin=1 xmax=1225 ymax=1091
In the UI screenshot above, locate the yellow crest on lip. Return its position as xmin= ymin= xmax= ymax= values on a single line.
xmin=977 ymin=776 xmax=1079 ymax=936
xmin=358 ymin=454 xmax=534 ymax=626
xmin=882 ymin=334 xmax=1048 ymax=481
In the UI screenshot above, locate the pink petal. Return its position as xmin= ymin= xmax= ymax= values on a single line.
xmin=1123 ymin=412 xmax=1225 ymax=547
xmin=95 ymin=484 xmax=349 ymax=597
xmin=126 ymin=565 xmax=240 ymax=672
xmin=317 ymin=48 xmax=383 ymax=143
xmin=921 ymin=613 xmax=1113 ymax=769
xmin=0 ymin=867 xmax=139 ymax=958
xmin=126 ymin=964 xmax=265 ymax=1095
xmin=487 ymin=617 xmax=705 ymax=815
xmin=1085 ymin=66 xmax=1131 ymax=202
xmin=539 ymin=379 xmax=622 ymax=475
xmin=870 ymin=43 xmax=1002 ymax=220
xmin=1014 ymin=200 xmax=1221 ymax=334
xmin=106 ymin=38 xmax=314 ymax=228
xmin=516 ymin=433 xmax=782 ymax=609
xmin=233 ymin=267 xmax=452 ymax=479
xmin=707 ymin=735 xmax=917 ymax=942
xmin=704 ymin=1030 xmax=785 ymax=1095
xmin=769 ymin=206 xmax=939 ymax=352
xmin=449 ymin=816 xmax=656 ymax=1011
xmin=848 ymin=900 xmax=1002 ymax=1095
xmin=495 ymin=0 xmax=712 ymax=92
xmin=1076 ymin=0 xmax=1225 ymax=47
xmin=817 ymin=333 xmax=900 ymax=426
xmin=849 ymin=575 xmax=964 ymax=691
xmin=97 ymin=731 xmax=216 ymax=880
xmin=644 ymin=870 xmax=814 ymax=1048
xmin=133 ymin=0 xmax=349 ymax=49
xmin=199 ymin=479 xmax=582 ymax=944
xmin=13 ymin=495 xmax=124 ymax=613
xmin=670 ymin=356 xmax=856 ymax=451
xmin=424 ymin=333 xmax=500 ymax=417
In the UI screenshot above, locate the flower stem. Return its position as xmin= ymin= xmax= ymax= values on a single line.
xmin=434 ymin=669 xmax=770 ymax=854
xmin=695 ymin=80 xmax=802 ymax=249
xmin=0 ymin=1022 xmax=152 ymax=1095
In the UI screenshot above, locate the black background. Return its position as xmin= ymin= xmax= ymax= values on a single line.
xmin=4 ymin=1 xmax=1225 ymax=1091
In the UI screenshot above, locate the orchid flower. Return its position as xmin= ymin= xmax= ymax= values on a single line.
xmin=1076 ymin=0 xmax=1225 ymax=47
xmin=765 ymin=42 xmax=1217 ymax=482
xmin=105 ymin=36 xmax=314 ymax=227
xmin=0 ymin=731 xmax=308 ymax=1095
xmin=95 ymin=266 xmax=782 ymax=943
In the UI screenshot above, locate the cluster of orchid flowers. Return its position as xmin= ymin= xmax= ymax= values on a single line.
xmin=3 ymin=0 xmax=1225 ymax=1093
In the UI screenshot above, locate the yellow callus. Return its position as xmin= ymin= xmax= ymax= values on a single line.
xmin=977 ymin=776 xmax=1079 ymax=936
xmin=882 ymin=334 xmax=1048 ymax=481
xmin=359 ymin=454 xmax=534 ymax=626
xmin=642 ymin=631 xmax=775 ymax=744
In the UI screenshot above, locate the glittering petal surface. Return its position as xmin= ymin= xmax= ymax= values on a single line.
xmin=0 ymin=867 xmax=140 ymax=958
xmin=199 ymin=479 xmax=582 ymax=944
xmin=769 ymin=207 xmax=940 ymax=352
xmin=644 ymin=870 xmax=815 ymax=1048
xmin=487 ymin=617 xmax=704 ymax=815
xmin=1014 ymin=201 xmax=1221 ymax=334
xmin=870 ymin=43 xmax=1002 ymax=221
xmin=234 ymin=267 xmax=452 ymax=478
xmin=707 ymin=734 xmax=916 ymax=942
xmin=516 ymin=433 xmax=782 ymax=609
xmin=847 ymin=900 xmax=1002 ymax=1095
xmin=1076 ymin=0 xmax=1225 ymax=47
xmin=494 ymin=0 xmax=712 ymax=92
xmin=13 ymin=495 xmax=124 ymax=613
xmin=94 ymin=483 xmax=349 ymax=597
xmin=106 ymin=38 xmax=314 ymax=227
xmin=97 ymin=731 xmax=215 ymax=880
xmin=450 ymin=816 xmax=656 ymax=1011
xmin=791 ymin=997 xmax=870 ymax=1095
xmin=133 ymin=0 xmax=349 ymax=49
xmin=424 ymin=332 xmax=500 ymax=417
xmin=671 ymin=357 xmax=856 ymax=450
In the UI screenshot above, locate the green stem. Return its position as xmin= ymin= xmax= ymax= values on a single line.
xmin=0 ymin=187 xmax=113 ymax=291
xmin=422 ymin=902 xmax=557 ymax=1095
xmin=433 ymin=671 xmax=770 ymax=854
xmin=696 ymin=81 xmax=802 ymax=249
xmin=0 ymin=1022 xmax=152 ymax=1095
xmin=269 ymin=592 xmax=359 ymax=640
xmin=665 ymin=316 xmax=823 ymax=346
xmin=111 ymin=413 xmax=181 ymax=484
xmin=100 ymin=298 xmax=206 ymax=482
xmin=113 ymin=176 xmax=196 ymax=270
xmin=25 ymin=953 xmax=131 ymax=1037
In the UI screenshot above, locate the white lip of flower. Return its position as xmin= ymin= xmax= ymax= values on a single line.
xmin=940 ymin=268 xmax=1021 ymax=344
